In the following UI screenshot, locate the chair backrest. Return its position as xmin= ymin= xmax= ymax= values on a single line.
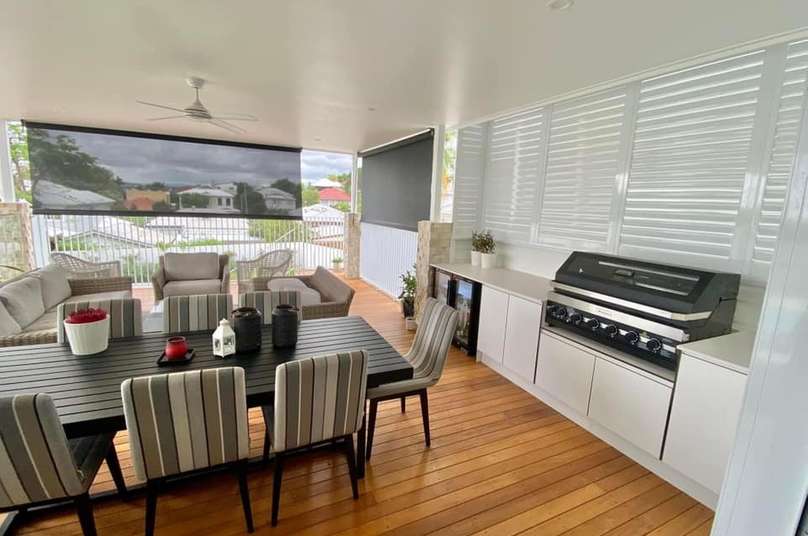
xmin=273 ymin=351 xmax=368 ymax=453
xmin=239 ymin=290 xmax=302 ymax=324
xmin=50 ymin=252 xmax=120 ymax=277
xmin=57 ymin=298 xmax=142 ymax=343
xmin=407 ymin=298 xmax=459 ymax=382
xmin=160 ymin=253 xmax=228 ymax=282
xmin=309 ymin=267 xmax=355 ymax=305
xmin=163 ymin=294 xmax=232 ymax=333
xmin=0 ymin=394 xmax=83 ymax=508
xmin=121 ymin=367 xmax=249 ymax=481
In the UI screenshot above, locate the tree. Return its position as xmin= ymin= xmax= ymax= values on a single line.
xmin=7 ymin=122 xmax=31 ymax=201
xmin=328 ymin=172 xmax=352 ymax=194
xmin=333 ymin=201 xmax=350 ymax=212
xmin=178 ymin=193 xmax=209 ymax=209
xmin=302 ymin=184 xmax=320 ymax=206
xmin=236 ymin=183 xmax=268 ymax=214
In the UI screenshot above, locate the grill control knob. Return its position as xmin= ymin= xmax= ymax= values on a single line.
xmin=555 ymin=307 xmax=568 ymax=320
xmin=646 ymin=338 xmax=663 ymax=353
xmin=603 ymin=324 xmax=618 ymax=337
xmin=584 ymin=318 xmax=599 ymax=330
xmin=569 ymin=312 xmax=583 ymax=325
xmin=623 ymin=331 xmax=640 ymax=345
xmin=545 ymin=304 xmax=559 ymax=316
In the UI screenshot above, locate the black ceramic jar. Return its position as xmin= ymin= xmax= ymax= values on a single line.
xmin=272 ymin=304 xmax=299 ymax=348
xmin=232 ymin=307 xmax=262 ymax=353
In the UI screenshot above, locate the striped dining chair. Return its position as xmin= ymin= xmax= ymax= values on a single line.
xmin=239 ymin=290 xmax=302 ymax=323
xmin=57 ymin=298 xmax=143 ymax=342
xmin=363 ymin=298 xmax=458 ymax=462
xmin=0 ymin=394 xmax=127 ymax=536
xmin=162 ymin=293 xmax=233 ymax=333
xmin=262 ymin=350 xmax=368 ymax=526
xmin=121 ymin=367 xmax=253 ymax=535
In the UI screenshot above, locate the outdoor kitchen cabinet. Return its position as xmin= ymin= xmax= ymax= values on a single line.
xmin=477 ymin=285 xmax=509 ymax=364
xmin=535 ymin=330 xmax=595 ymax=415
xmin=502 ymin=294 xmax=542 ymax=383
xmin=588 ymin=356 xmax=673 ymax=458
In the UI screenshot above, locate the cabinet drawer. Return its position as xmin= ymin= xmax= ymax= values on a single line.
xmin=536 ymin=333 xmax=595 ymax=414
xmin=477 ymin=286 xmax=509 ymax=364
xmin=663 ymin=354 xmax=747 ymax=493
xmin=588 ymin=357 xmax=672 ymax=458
xmin=502 ymin=295 xmax=542 ymax=383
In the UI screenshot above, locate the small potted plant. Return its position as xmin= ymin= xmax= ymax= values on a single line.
xmin=63 ymin=308 xmax=110 ymax=356
xmin=471 ymin=231 xmax=483 ymax=266
xmin=398 ymin=267 xmax=417 ymax=331
xmin=332 ymin=256 xmax=344 ymax=271
xmin=474 ymin=230 xmax=496 ymax=268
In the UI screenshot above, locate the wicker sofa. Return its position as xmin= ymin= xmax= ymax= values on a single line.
xmin=0 ymin=265 xmax=133 ymax=347
xmin=265 ymin=266 xmax=354 ymax=320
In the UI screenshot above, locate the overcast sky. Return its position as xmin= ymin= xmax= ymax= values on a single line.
xmin=43 ymin=129 xmax=353 ymax=187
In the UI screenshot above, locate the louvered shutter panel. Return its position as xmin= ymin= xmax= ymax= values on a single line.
xmin=752 ymin=40 xmax=808 ymax=267
xmin=452 ymin=125 xmax=487 ymax=238
xmin=620 ymin=50 xmax=767 ymax=271
xmin=482 ymin=106 xmax=546 ymax=243
xmin=536 ymin=88 xmax=630 ymax=251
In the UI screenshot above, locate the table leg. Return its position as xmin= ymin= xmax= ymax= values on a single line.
xmin=357 ymin=412 xmax=366 ymax=478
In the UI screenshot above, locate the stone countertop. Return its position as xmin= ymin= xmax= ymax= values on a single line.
xmin=677 ymin=330 xmax=756 ymax=375
xmin=431 ymin=263 xmax=553 ymax=304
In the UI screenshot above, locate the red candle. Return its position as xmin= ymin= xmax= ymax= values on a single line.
xmin=165 ymin=336 xmax=188 ymax=360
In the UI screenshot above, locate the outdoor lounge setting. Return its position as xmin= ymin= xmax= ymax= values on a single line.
xmin=1 ymin=2 xmax=808 ymax=536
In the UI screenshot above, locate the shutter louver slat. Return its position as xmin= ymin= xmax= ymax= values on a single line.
xmin=482 ymin=106 xmax=546 ymax=243
xmin=752 ymin=40 xmax=808 ymax=265
xmin=537 ymin=87 xmax=629 ymax=251
xmin=452 ymin=125 xmax=486 ymax=238
xmin=619 ymin=50 xmax=767 ymax=270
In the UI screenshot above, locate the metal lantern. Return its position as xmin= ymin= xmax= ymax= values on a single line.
xmin=212 ymin=318 xmax=236 ymax=358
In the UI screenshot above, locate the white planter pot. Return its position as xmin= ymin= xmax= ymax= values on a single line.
xmin=481 ymin=253 xmax=497 ymax=269
xmin=405 ymin=317 xmax=417 ymax=331
xmin=63 ymin=316 xmax=110 ymax=356
xmin=470 ymin=251 xmax=481 ymax=266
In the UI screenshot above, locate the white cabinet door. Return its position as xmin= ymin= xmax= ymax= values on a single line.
xmin=502 ymin=295 xmax=542 ymax=383
xmin=589 ymin=357 xmax=672 ymax=458
xmin=663 ymin=354 xmax=747 ymax=493
xmin=536 ymin=333 xmax=596 ymax=415
xmin=477 ymin=286 xmax=509 ymax=364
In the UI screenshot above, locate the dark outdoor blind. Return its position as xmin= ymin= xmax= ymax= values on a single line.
xmin=360 ymin=130 xmax=433 ymax=232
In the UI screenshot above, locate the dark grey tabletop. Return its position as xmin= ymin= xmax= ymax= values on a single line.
xmin=0 ymin=315 xmax=413 ymax=437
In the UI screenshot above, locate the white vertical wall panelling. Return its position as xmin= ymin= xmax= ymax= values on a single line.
xmin=452 ymin=124 xmax=487 ymax=238
xmin=482 ymin=106 xmax=546 ymax=243
xmin=537 ymin=87 xmax=629 ymax=251
xmin=359 ymin=222 xmax=418 ymax=297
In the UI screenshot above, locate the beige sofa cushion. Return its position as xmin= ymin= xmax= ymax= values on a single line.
xmin=163 ymin=279 xmax=223 ymax=298
xmin=0 ymin=301 xmax=21 ymax=337
xmin=268 ymin=278 xmax=322 ymax=306
xmin=63 ymin=290 xmax=131 ymax=303
xmin=164 ymin=253 xmax=220 ymax=281
xmin=24 ymin=309 xmax=58 ymax=333
xmin=0 ymin=277 xmax=45 ymax=328
xmin=309 ymin=267 xmax=353 ymax=303
xmin=33 ymin=264 xmax=72 ymax=309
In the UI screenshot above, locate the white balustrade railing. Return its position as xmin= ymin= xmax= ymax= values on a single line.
xmin=32 ymin=213 xmax=345 ymax=285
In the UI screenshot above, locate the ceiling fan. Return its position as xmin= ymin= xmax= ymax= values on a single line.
xmin=137 ymin=77 xmax=257 ymax=134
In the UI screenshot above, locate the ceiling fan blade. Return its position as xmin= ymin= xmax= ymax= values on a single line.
xmin=210 ymin=113 xmax=258 ymax=121
xmin=209 ymin=118 xmax=246 ymax=134
xmin=147 ymin=115 xmax=187 ymax=121
xmin=136 ymin=100 xmax=187 ymax=113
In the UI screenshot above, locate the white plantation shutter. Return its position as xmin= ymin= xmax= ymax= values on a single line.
xmin=619 ymin=50 xmax=767 ymax=271
xmin=537 ymin=87 xmax=630 ymax=251
xmin=482 ymin=106 xmax=546 ymax=243
xmin=751 ymin=40 xmax=808 ymax=268
xmin=452 ymin=125 xmax=487 ymax=238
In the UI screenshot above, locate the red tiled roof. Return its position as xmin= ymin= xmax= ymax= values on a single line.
xmin=318 ymin=187 xmax=350 ymax=201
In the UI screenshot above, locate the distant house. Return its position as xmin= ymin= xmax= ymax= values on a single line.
xmin=177 ymin=186 xmax=237 ymax=212
xmin=318 ymin=187 xmax=350 ymax=207
xmin=33 ymin=180 xmax=116 ymax=211
xmin=124 ymin=189 xmax=170 ymax=211
xmin=312 ymin=178 xmax=342 ymax=190
xmin=257 ymin=187 xmax=297 ymax=211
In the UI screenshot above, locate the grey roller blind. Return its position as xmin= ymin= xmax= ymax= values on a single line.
xmin=360 ymin=131 xmax=434 ymax=232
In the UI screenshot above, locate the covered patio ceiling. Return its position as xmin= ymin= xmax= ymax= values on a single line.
xmin=0 ymin=1 xmax=806 ymax=152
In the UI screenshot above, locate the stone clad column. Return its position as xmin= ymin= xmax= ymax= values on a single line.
xmin=344 ymin=212 xmax=361 ymax=279
xmin=415 ymin=221 xmax=452 ymax=319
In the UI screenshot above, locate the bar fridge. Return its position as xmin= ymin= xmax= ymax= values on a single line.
xmin=431 ymin=268 xmax=482 ymax=356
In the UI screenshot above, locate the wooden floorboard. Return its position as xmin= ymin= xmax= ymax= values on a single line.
xmin=9 ymin=276 xmax=714 ymax=535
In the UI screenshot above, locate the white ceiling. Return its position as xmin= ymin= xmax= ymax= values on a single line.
xmin=1 ymin=1 xmax=806 ymax=153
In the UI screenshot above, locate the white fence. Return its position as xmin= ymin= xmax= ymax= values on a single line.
xmin=360 ymin=222 xmax=418 ymax=297
xmin=32 ymin=213 xmax=345 ymax=285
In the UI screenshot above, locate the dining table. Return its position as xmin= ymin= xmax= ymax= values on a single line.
xmin=0 ymin=315 xmax=413 ymax=479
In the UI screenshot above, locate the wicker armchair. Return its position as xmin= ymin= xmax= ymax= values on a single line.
xmin=236 ymin=249 xmax=293 ymax=293
xmin=50 ymin=253 xmax=121 ymax=279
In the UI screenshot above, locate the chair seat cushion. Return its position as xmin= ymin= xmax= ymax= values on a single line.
xmin=23 ymin=309 xmax=57 ymax=333
xmin=163 ymin=279 xmax=223 ymax=297
xmin=0 ymin=300 xmax=21 ymax=337
xmin=69 ymin=433 xmax=115 ymax=489
xmin=0 ymin=277 xmax=45 ymax=329
xmin=164 ymin=253 xmax=220 ymax=281
xmin=63 ymin=290 xmax=132 ymax=304
xmin=366 ymin=377 xmax=437 ymax=400
xmin=268 ymin=279 xmax=321 ymax=306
